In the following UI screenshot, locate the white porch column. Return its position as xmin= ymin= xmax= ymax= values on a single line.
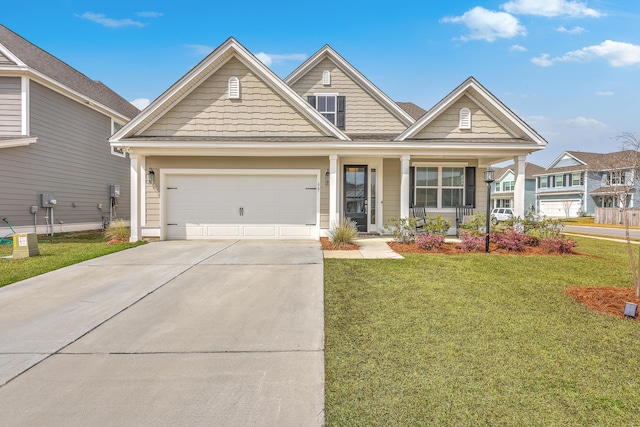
xmin=129 ymin=153 xmax=143 ymax=242
xmin=514 ymin=155 xmax=526 ymax=218
xmin=329 ymin=155 xmax=339 ymax=227
xmin=400 ymin=155 xmax=410 ymax=218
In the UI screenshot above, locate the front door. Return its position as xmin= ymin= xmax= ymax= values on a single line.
xmin=344 ymin=165 xmax=367 ymax=232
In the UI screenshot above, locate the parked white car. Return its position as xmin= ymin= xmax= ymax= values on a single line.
xmin=491 ymin=207 xmax=514 ymax=223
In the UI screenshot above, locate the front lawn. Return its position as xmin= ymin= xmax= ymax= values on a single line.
xmin=324 ymin=237 xmax=640 ymax=425
xmin=0 ymin=231 xmax=143 ymax=288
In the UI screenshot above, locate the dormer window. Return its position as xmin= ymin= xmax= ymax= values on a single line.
xmin=228 ymin=77 xmax=240 ymax=99
xmin=459 ymin=107 xmax=471 ymax=129
xmin=307 ymin=94 xmax=346 ymax=130
xmin=322 ymin=70 xmax=331 ymax=86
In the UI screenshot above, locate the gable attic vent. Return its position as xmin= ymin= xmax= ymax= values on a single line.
xmin=228 ymin=77 xmax=240 ymax=99
xmin=322 ymin=70 xmax=331 ymax=86
xmin=459 ymin=107 xmax=471 ymax=129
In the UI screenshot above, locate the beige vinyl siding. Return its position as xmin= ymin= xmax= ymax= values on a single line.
xmin=382 ymin=158 xmax=400 ymax=225
xmin=290 ymin=58 xmax=407 ymax=135
xmin=0 ymin=81 xmax=130 ymax=228
xmin=0 ymin=77 xmax=22 ymax=136
xmin=141 ymin=57 xmax=325 ymax=138
xmin=414 ymin=95 xmax=512 ymax=139
xmin=144 ymin=156 xmax=328 ymax=227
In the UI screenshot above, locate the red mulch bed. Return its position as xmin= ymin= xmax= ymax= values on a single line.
xmin=566 ymin=287 xmax=640 ymax=321
xmin=387 ymin=241 xmax=579 ymax=256
xmin=320 ymin=237 xmax=359 ymax=250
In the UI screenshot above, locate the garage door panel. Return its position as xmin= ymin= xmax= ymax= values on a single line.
xmin=540 ymin=199 xmax=580 ymax=218
xmin=165 ymin=172 xmax=318 ymax=240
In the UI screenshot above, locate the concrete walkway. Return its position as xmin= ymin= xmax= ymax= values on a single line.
xmin=323 ymin=237 xmax=404 ymax=259
xmin=0 ymin=240 xmax=324 ymax=426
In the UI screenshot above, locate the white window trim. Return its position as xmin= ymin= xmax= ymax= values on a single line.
xmin=228 ymin=76 xmax=240 ymax=99
xmin=412 ymin=162 xmax=468 ymax=210
xmin=459 ymin=107 xmax=471 ymax=130
xmin=313 ymin=92 xmax=339 ymax=125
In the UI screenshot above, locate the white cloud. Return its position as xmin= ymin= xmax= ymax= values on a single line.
xmin=184 ymin=44 xmax=213 ymax=56
xmin=533 ymin=40 xmax=640 ymax=67
xmin=501 ymin=0 xmax=603 ymax=18
xmin=440 ymin=6 xmax=526 ymax=42
xmin=509 ymin=44 xmax=528 ymax=52
xmin=76 ymin=12 xmax=146 ymax=28
xmin=557 ymin=25 xmax=586 ymax=34
xmin=531 ymin=53 xmax=554 ymax=67
xmin=130 ymin=98 xmax=150 ymax=110
xmin=595 ymin=91 xmax=614 ymax=96
xmin=563 ymin=116 xmax=607 ymax=128
xmin=255 ymin=52 xmax=308 ymax=67
xmin=137 ymin=11 xmax=163 ymax=18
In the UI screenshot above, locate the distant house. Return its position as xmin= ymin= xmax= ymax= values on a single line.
xmin=534 ymin=150 xmax=640 ymax=218
xmin=491 ymin=162 xmax=544 ymax=214
xmin=110 ymin=37 xmax=547 ymax=241
xmin=0 ymin=25 xmax=139 ymax=235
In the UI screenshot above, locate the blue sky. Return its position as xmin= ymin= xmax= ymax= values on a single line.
xmin=3 ymin=0 xmax=640 ymax=166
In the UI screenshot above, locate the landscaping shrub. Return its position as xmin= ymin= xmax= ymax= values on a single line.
xmin=328 ymin=219 xmax=358 ymax=249
xmin=423 ymin=215 xmax=451 ymax=236
xmin=490 ymin=228 xmax=529 ymax=252
xmin=457 ymin=230 xmax=485 ymax=251
xmin=384 ymin=217 xmax=419 ymax=243
xmin=458 ymin=212 xmax=486 ymax=236
xmin=540 ymin=236 xmax=576 ymax=254
xmin=416 ymin=233 xmax=445 ymax=250
xmin=103 ymin=219 xmax=129 ymax=243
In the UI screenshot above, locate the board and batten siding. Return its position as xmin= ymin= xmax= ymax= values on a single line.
xmin=0 ymin=81 xmax=130 ymax=230
xmin=290 ymin=57 xmax=407 ymax=135
xmin=0 ymin=77 xmax=22 ymax=136
xmin=414 ymin=96 xmax=512 ymax=139
xmin=141 ymin=57 xmax=325 ymax=138
xmin=144 ymin=156 xmax=329 ymax=228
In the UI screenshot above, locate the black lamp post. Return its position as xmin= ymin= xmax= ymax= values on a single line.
xmin=484 ymin=168 xmax=495 ymax=253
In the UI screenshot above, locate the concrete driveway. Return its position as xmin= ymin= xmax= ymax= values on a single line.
xmin=0 ymin=240 xmax=324 ymax=426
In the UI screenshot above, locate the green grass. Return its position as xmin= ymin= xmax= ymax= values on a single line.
xmin=0 ymin=231 xmax=144 ymax=288
xmin=324 ymin=237 xmax=640 ymax=426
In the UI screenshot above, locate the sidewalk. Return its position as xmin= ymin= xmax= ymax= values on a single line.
xmin=323 ymin=237 xmax=404 ymax=259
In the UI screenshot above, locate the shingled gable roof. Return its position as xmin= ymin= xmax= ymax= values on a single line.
xmin=395 ymin=76 xmax=547 ymax=146
xmin=494 ymin=162 xmax=545 ymax=181
xmin=284 ymin=45 xmax=415 ymax=127
xmin=0 ymin=24 xmax=138 ymax=120
xmin=112 ymin=37 xmax=350 ymax=143
xmin=538 ymin=150 xmax=640 ymax=175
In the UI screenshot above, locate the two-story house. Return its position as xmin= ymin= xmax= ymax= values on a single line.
xmin=110 ymin=37 xmax=547 ymax=241
xmin=491 ymin=162 xmax=544 ymax=214
xmin=0 ymin=25 xmax=138 ymax=236
xmin=534 ymin=150 xmax=640 ymax=218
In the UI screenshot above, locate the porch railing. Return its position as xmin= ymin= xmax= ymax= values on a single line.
xmin=456 ymin=205 xmax=475 ymax=237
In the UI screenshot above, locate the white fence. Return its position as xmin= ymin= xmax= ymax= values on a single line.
xmin=594 ymin=207 xmax=640 ymax=226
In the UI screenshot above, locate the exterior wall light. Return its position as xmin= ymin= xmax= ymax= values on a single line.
xmin=147 ymin=168 xmax=155 ymax=185
xmin=484 ymin=168 xmax=495 ymax=253
xmin=325 ymin=170 xmax=330 ymax=186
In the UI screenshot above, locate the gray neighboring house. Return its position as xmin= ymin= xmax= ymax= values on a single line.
xmin=0 ymin=25 xmax=139 ymax=236
xmin=534 ymin=150 xmax=640 ymax=218
xmin=491 ymin=162 xmax=544 ymax=214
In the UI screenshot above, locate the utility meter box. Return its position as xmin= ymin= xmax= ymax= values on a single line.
xmin=39 ymin=193 xmax=57 ymax=208
xmin=109 ymin=184 xmax=120 ymax=198
xmin=12 ymin=233 xmax=40 ymax=259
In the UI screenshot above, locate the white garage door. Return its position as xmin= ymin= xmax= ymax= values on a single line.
xmin=539 ymin=199 xmax=581 ymax=218
xmin=164 ymin=172 xmax=319 ymax=240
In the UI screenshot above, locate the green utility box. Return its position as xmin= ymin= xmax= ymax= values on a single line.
xmin=12 ymin=233 xmax=40 ymax=259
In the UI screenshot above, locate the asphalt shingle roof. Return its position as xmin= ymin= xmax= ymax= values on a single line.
xmin=0 ymin=25 xmax=139 ymax=119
